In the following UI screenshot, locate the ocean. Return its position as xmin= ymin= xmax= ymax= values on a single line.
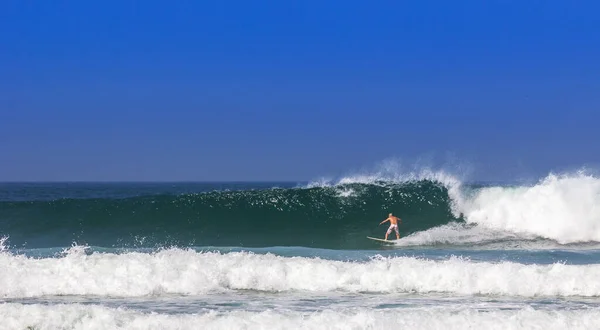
xmin=1 ymin=170 xmax=600 ymax=329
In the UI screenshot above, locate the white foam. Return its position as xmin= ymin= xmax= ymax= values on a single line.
xmin=1 ymin=249 xmax=600 ymax=298
xmin=0 ymin=236 xmax=8 ymax=252
xmin=394 ymin=222 xmax=531 ymax=247
xmin=335 ymin=187 xmax=356 ymax=198
xmin=393 ymin=222 xmax=600 ymax=250
xmin=457 ymin=171 xmax=600 ymax=244
xmin=2 ymin=303 xmax=599 ymax=330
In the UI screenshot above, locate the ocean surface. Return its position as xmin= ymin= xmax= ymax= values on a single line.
xmin=1 ymin=170 xmax=600 ymax=329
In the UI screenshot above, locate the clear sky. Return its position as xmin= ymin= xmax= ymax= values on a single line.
xmin=1 ymin=1 xmax=599 ymax=182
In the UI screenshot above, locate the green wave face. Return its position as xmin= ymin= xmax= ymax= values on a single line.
xmin=0 ymin=180 xmax=461 ymax=249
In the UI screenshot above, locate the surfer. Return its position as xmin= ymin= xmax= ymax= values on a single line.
xmin=379 ymin=213 xmax=401 ymax=240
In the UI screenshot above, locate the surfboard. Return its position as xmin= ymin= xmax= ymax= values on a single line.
xmin=367 ymin=236 xmax=398 ymax=244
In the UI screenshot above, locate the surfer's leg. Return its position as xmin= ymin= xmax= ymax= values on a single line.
xmin=395 ymin=226 xmax=400 ymax=239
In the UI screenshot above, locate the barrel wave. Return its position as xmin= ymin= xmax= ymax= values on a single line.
xmin=0 ymin=180 xmax=459 ymax=249
xmin=2 ymin=170 xmax=600 ymax=249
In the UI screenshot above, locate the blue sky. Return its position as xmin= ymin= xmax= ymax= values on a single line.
xmin=1 ymin=1 xmax=599 ymax=181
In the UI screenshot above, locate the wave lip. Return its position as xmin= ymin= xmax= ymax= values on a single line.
xmin=2 ymin=303 xmax=600 ymax=330
xmin=1 ymin=249 xmax=600 ymax=298
xmin=306 ymin=166 xmax=463 ymax=189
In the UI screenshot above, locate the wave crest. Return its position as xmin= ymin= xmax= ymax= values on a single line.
xmin=1 ymin=249 xmax=599 ymax=298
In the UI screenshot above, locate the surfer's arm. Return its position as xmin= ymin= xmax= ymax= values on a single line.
xmin=379 ymin=218 xmax=390 ymax=225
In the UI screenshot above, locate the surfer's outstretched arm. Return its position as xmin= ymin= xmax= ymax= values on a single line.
xmin=379 ymin=218 xmax=390 ymax=225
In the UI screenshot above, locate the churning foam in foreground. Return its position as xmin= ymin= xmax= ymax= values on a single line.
xmin=457 ymin=172 xmax=600 ymax=244
xmin=2 ymin=303 xmax=600 ymax=330
xmin=2 ymin=248 xmax=600 ymax=298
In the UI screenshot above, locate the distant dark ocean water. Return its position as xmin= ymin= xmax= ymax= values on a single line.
xmin=2 ymin=171 xmax=600 ymax=329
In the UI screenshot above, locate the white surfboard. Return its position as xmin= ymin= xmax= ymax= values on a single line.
xmin=366 ymin=236 xmax=399 ymax=244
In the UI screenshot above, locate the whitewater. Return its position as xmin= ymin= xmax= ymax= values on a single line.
xmin=1 ymin=168 xmax=600 ymax=329
xmin=1 ymin=248 xmax=600 ymax=298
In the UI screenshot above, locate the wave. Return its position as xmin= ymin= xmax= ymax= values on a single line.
xmin=1 ymin=169 xmax=600 ymax=249
xmin=1 ymin=248 xmax=600 ymax=298
xmin=2 ymin=303 xmax=599 ymax=330
xmin=0 ymin=176 xmax=459 ymax=249
xmin=456 ymin=172 xmax=600 ymax=244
